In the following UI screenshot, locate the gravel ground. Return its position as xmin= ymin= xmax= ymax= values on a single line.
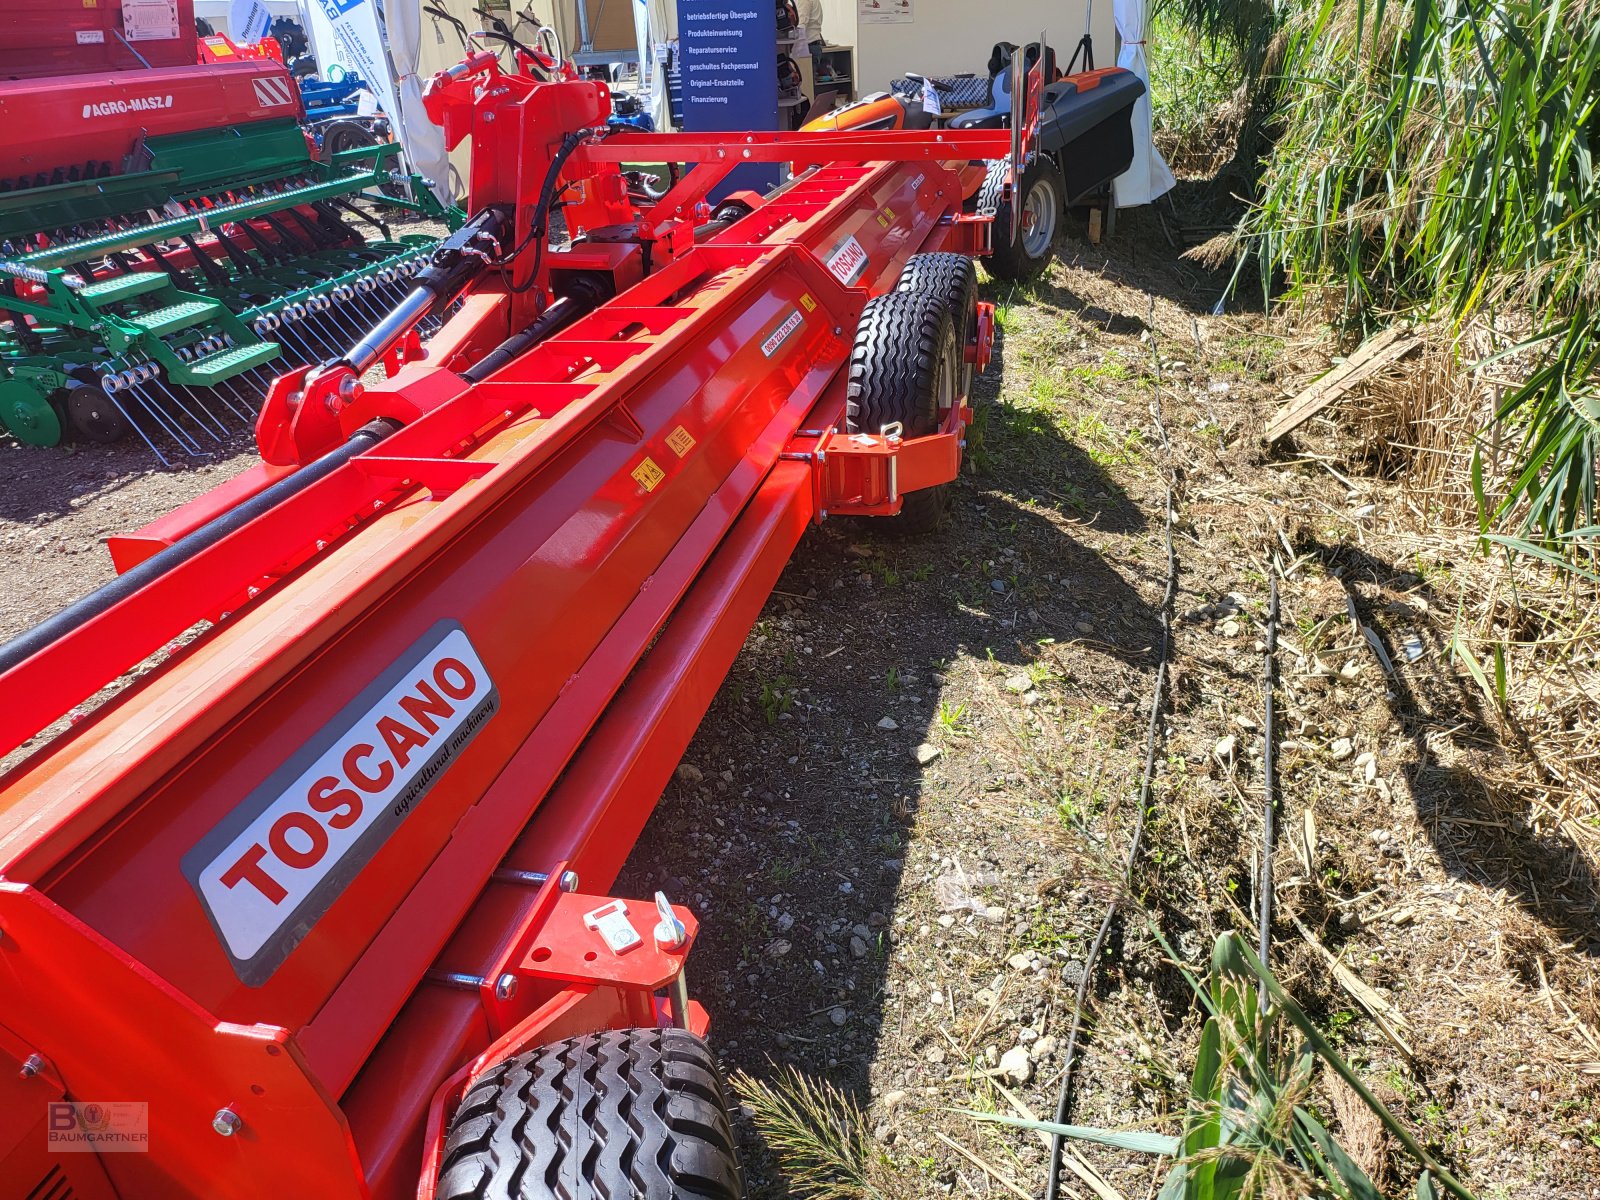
xmin=4 ymin=207 xmax=1597 ymax=1198
xmin=0 ymin=436 xmax=258 ymax=642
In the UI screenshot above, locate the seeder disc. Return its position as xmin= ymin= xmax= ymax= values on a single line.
xmin=0 ymin=378 xmax=63 ymax=447
xmin=66 ymin=384 xmax=132 ymax=444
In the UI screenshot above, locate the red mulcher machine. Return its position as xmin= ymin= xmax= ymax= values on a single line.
xmin=0 ymin=34 xmax=1042 ymax=1200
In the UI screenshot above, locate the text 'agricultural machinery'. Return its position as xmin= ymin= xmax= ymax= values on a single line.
xmin=0 ymin=0 xmax=451 ymax=461
xmin=0 ymin=30 xmax=1047 ymax=1200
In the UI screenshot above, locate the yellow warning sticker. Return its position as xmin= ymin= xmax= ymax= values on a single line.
xmin=632 ymin=457 xmax=666 ymax=492
xmin=799 ymin=293 xmax=817 ymax=313
xmin=875 ymin=213 xmax=890 ymax=228
xmin=666 ymin=426 xmax=696 ymax=458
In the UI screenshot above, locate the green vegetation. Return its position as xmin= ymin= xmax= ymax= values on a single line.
xmin=759 ymin=677 xmax=795 ymax=724
xmin=732 ymin=1066 xmax=882 ymax=1199
xmin=1199 ymin=0 xmax=1600 ymax=547
xmin=1147 ymin=5 xmax=1243 ymax=171
xmin=962 ymin=932 xmax=1480 ymax=1199
xmin=935 ymin=700 xmax=970 ymax=735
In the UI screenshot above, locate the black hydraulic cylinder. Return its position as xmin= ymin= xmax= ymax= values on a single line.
xmin=345 ymin=207 xmax=511 ymax=374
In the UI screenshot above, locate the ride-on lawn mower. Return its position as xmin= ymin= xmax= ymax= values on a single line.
xmin=804 ymin=38 xmax=1145 ymax=279
xmin=0 ymin=32 xmax=1042 ymax=1200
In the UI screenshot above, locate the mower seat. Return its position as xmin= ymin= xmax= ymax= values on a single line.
xmin=948 ymin=40 xmax=1055 ymax=129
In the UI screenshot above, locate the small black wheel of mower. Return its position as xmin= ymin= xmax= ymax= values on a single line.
xmin=846 ymin=288 xmax=960 ymax=536
xmin=436 ymin=1027 xmax=743 ymax=1200
xmin=978 ymin=155 xmax=1064 ymax=281
xmin=895 ymin=251 xmax=978 ymax=399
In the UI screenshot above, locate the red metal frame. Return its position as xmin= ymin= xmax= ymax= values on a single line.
xmin=0 ymin=57 xmax=302 ymax=185
xmin=0 ymin=0 xmax=199 ymax=78
xmin=0 ymin=47 xmax=1019 ymax=1200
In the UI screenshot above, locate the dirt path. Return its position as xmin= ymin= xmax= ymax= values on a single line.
xmin=0 ymin=436 xmax=258 ymax=641
xmin=623 ymin=210 xmax=1600 ymax=1197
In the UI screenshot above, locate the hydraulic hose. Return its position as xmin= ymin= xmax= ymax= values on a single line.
xmin=460 ymin=276 xmax=609 ymax=383
xmin=0 ymin=420 xmax=398 ymax=679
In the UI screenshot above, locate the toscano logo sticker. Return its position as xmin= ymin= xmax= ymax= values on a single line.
xmin=184 ymin=622 xmax=498 ymax=984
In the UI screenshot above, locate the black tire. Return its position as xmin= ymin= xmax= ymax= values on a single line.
xmin=895 ymin=251 xmax=978 ymax=398
xmin=977 ymin=155 xmax=1064 ymax=281
xmin=846 ymin=289 xmax=959 ymax=535
xmin=436 ymin=1027 xmax=743 ymax=1200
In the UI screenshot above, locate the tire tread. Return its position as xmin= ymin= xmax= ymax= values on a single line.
xmin=978 ymin=157 xmax=1063 ymax=281
xmin=437 ymin=1028 xmax=742 ymax=1200
xmin=845 ymin=289 xmax=957 ymax=535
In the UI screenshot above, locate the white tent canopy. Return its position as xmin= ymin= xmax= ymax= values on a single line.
xmin=1111 ymin=0 xmax=1175 ymax=207
xmin=381 ymin=0 xmax=454 ymax=206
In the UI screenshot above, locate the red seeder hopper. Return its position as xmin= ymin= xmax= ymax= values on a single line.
xmin=0 ymin=40 xmax=1042 ymax=1200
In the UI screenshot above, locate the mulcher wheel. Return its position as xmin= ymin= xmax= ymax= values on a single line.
xmin=846 ymin=288 xmax=960 ymax=536
xmin=895 ymin=251 xmax=978 ymax=399
xmin=436 ymin=1027 xmax=744 ymax=1200
xmin=978 ymin=155 xmax=1065 ymax=281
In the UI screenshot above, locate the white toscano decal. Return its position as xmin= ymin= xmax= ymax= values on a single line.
xmin=188 ymin=624 xmax=497 ymax=978
xmin=826 ymin=235 xmax=870 ymax=285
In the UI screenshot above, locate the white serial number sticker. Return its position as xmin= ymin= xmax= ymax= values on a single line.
xmin=184 ymin=623 xmax=498 ymax=984
xmin=761 ymin=309 xmax=804 ymax=358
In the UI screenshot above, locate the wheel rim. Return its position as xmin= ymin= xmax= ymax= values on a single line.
xmin=67 ymin=384 xmax=131 ymax=443
xmin=1020 ymin=176 xmax=1059 ymax=259
xmin=933 ymin=336 xmax=958 ymax=417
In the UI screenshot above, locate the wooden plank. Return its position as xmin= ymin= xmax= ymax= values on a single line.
xmin=1264 ymin=327 xmax=1419 ymax=443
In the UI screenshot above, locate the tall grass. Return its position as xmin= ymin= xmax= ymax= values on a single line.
xmin=1225 ymin=0 xmax=1600 ymax=541
xmin=965 ymin=933 xmax=1478 ymax=1199
xmin=1148 ymin=7 xmax=1249 ymax=175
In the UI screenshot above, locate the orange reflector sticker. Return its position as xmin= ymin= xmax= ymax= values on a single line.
xmin=632 ymin=457 xmax=666 ymax=492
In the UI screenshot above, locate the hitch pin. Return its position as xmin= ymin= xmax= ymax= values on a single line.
xmin=654 ymin=891 xmax=691 ymax=1030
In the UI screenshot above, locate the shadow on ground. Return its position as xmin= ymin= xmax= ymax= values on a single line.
xmin=616 ymin=270 xmax=1166 ymax=1193
xmin=0 ymin=433 xmax=256 ymax=523
xmin=1305 ymin=537 xmax=1600 ymax=962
